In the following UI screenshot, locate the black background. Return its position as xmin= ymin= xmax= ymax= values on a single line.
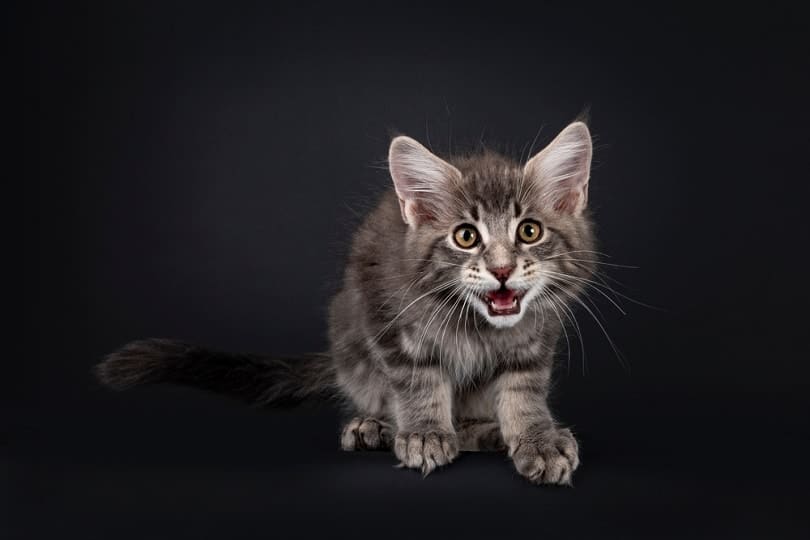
xmin=9 ymin=2 xmax=810 ymax=538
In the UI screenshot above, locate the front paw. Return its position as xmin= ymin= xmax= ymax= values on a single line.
xmin=510 ymin=428 xmax=580 ymax=485
xmin=394 ymin=430 xmax=459 ymax=475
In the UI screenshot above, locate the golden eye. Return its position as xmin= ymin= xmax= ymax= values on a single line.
xmin=453 ymin=225 xmax=479 ymax=249
xmin=517 ymin=219 xmax=543 ymax=244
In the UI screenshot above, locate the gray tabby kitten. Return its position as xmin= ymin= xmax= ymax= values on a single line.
xmin=98 ymin=121 xmax=596 ymax=485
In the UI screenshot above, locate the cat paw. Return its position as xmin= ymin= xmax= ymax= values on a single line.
xmin=393 ymin=430 xmax=459 ymax=475
xmin=341 ymin=417 xmax=392 ymax=450
xmin=510 ymin=428 xmax=580 ymax=485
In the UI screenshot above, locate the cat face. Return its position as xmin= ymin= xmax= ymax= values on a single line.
xmin=389 ymin=122 xmax=595 ymax=329
xmin=442 ymin=202 xmax=560 ymax=328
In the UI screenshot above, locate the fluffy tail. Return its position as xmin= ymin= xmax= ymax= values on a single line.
xmin=95 ymin=338 xmax=335 ymax=407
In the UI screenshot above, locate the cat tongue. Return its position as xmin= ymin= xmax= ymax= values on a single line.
xmin=486 ymin=288 xmax=517 ymax=310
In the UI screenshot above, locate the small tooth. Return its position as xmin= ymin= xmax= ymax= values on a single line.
xmin=512 ymin=298 xmax=517 ymax=306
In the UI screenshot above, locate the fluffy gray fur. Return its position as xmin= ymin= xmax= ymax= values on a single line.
xmin=98 ymin=121 xmax=597 ymax=485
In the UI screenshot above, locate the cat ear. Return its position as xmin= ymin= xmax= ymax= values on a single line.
xmin=388 ymin=136 xmax=462 ymax=227
xmin=523 ymin=122 xmax=593 ymax=215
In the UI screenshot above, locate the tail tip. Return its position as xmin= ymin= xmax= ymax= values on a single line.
xmin=95 ymin=338 xmax=182 ymax=390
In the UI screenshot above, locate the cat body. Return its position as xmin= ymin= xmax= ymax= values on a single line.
xmin=98 ymin=122 xmax=597 ymax=485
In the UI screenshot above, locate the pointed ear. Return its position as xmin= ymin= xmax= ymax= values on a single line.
xmin=388 ymin=136 xmax=462 ymax=227
xmin=523 ymin=122 xmax=593 ymax=215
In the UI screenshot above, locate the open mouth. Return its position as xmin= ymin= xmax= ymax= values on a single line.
xmin=481 ymin=287 xmax=522 ymax=316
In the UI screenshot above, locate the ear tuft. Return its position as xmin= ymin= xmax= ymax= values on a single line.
xmin=523 ymin=122 xmax=593 ymax=215
xmin=388 ymin=136 xmax=461 ymax=226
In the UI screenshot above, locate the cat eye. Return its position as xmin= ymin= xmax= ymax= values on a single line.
xmin=517 ymin=219 xmax=543 ymax=244
xmin=453 ymin=225 xmax=480 ymax=249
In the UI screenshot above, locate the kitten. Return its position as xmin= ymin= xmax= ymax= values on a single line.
xmin=97 ymin=121 xmax=597 ymax=485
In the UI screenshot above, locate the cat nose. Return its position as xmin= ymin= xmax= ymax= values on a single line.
xmin=488 ymin=265 xmax=515 ymax=283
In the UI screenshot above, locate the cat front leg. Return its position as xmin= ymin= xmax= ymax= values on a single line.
xmin=494 ymin=366 xmax=580 ymax=485
xmin=387 ymin=364 xmax=459 ymax=475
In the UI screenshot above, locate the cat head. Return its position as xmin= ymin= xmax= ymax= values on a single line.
xmin=388 ymin=122 xmax=596 ymax=329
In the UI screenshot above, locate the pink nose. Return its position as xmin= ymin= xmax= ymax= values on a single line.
xmin=488 ymin=265 xmax=515 ymax=283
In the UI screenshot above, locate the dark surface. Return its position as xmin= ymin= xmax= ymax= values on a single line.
xmin=9 ymin=2 xmax=810 ymax=538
